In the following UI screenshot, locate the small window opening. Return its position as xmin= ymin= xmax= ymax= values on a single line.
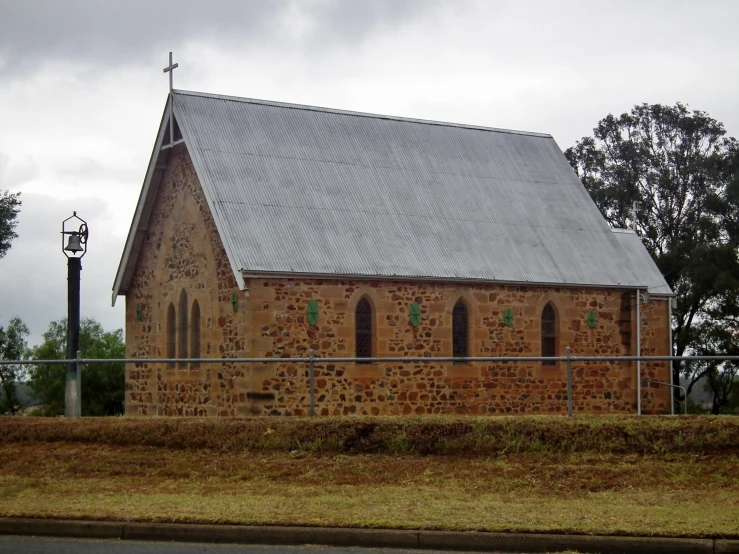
xmin=452 ymin=300 xmax=469 ymax=360
xmin=178 ymin=289 xmax=188 ymax=369
xmin=190 ymin=300 xmax=201 ymax=369
xmin=542 ymin=303 xmax=556 ymax=366
xmin=356 ymin=298 xmax=373 ymax=363
xmin=167 ymin=303 xmax=176 ymax=369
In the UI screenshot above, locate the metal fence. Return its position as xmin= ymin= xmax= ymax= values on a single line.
xmin=2 ymin=351 xmax=738 ymax=417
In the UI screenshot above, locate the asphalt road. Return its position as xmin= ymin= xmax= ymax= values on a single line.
xmin=0 ymin=537 xmax=514 ymax=554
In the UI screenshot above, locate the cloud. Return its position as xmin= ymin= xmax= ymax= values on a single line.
xmin=0 ymin=0 xmax=284 ymax=73
xmin=0 ymin=192 xmax=125 ymax=346
xmin=0 ymin=153 xmax=38 ymax=190
xmin=0 ymin=0 xmax=440 ymax=77
xmin=1 ymin=0 xmax=738 ymax=351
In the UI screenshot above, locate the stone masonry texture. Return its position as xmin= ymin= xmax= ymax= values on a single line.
xmin=125 ymin=145 xmax=672 ymax=417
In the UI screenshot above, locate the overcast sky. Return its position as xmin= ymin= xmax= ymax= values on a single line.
xmin=1 ymin=0 xmax=738 ymax=347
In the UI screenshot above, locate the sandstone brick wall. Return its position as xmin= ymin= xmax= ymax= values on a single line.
xmin=124 ymin=145 xmax=672 ymax=417
xmin=245 ymin=280 xmax=670 ymax=415
xmin=125 ymin=144 xmax=248 ymax=416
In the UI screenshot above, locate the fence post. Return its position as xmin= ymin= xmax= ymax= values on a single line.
xmin=76 ymin=350 xmax=82 ymax=417
xmin=309 ymin=349 xmax=315 ymax=418
xmin=566 ymin=346 xmax=573 ymax=417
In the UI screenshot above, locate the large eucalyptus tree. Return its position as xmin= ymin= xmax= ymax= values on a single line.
xmin=565 ymin=103 xmax=739 ymax=411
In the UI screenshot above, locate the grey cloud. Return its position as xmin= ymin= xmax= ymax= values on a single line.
xmin=57 ymin=158 xmax=140 ymax=188
xmin=0 ymin=0 xmax=287 ymax=73
xmin=0 ymin=153 xmax=39 ymax=190
xmin=0 ymin=192 xmax=124 ymax=347
xmin=0 ymin=0 xmax=441 ymax=75
xmin=316 ymin=0 xmax=442 ymax=44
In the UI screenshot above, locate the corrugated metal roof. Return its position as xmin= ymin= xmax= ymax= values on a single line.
xmin=112 ymin=90 xmax=674 ymax=300
xmin=610 ymin=229 xmax=672 ymax=295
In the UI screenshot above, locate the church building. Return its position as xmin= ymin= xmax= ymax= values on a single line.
xmin=113 ymin=90 xmax=673 ymax=417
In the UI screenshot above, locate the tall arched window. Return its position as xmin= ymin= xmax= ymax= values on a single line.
xmin=541 ymin=303 xmax=556 ymax=366
xmin=190 ymin=300 xmax=201 ymax=369
xmin=178 ymin=289 xmax=188 ymax=368
xmin=355 ymin=297 xmax=372 ymax=363
xmin=452 ymin=300 xmax=469 ymax=359
xmin=167 ymin=303 xmax=176 ymax=369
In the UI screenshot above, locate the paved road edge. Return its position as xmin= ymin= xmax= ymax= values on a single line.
xmin=0 ymin=518 xmax=737 ymax=553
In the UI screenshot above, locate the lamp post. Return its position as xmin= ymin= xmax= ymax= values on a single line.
xmin=62 ymin=212 xmax=88 ymax=418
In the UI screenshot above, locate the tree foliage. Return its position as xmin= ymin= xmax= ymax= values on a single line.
xmin=687 ymin=323 xmax=739 ymax=414
xmin=565 ymin=103 xmax=739 ymax=409
xmin=0 ymin=190 xmax=22 ymax=259
xmin=0 ymin=316 xmax=29 ymax=414
xmin=28 ymin=318 xmax=125 ymax=416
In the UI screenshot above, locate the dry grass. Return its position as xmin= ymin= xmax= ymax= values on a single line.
xmin=2 ymin=415 xmax=738 ymax=455
xmin=1 ymin=438 xmax=738 ymax=538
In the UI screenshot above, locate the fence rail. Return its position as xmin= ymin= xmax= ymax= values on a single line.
xmin=3 ymin=355 xmax=739 ymax=365
xmin=3 ymin=351 xmax=737 ymax=417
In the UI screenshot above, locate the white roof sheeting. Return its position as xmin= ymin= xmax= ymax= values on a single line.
xmin=113 ymin=90 xmax=673 ymax=302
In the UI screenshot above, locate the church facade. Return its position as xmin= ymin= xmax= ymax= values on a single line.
xmin=113 ymin=91 xmax=673 ymax=417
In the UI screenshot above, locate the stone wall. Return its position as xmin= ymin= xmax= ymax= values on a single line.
xmin=125 ymin=144 xmax=249 ymax=416
xmin=246 ymin=280 xmax=670 ymax=415
xmin=124 ymin=145 xmax=672 ymax=417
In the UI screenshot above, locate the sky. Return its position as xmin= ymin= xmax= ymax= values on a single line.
xmin=0 ymin=0 xmax=738 ymax=347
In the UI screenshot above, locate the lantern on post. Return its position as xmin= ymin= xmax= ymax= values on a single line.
xmin=61 ymin=212 xmax=88 ymax=418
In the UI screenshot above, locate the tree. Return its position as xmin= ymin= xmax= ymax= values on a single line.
xmin=565 ymin=103 xmax=739 ymax=410
xmin=0 ymin=190 xmax=22 ymax=259
xmin=28 ymin=318 xmax=125 ymax=416
xmin=687 ymin=322 xmax=739 ymax=414
xmin=0 ymin=316 xmax=30 ymax=414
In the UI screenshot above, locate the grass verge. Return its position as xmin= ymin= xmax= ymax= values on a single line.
xmin=1 ymin=416 xmax=738 ymax=539
xmin=2 ymin=415 xmax=738 ymax=455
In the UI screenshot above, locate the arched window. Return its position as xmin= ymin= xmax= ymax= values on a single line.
xmin=190 ymin=300 xmax=201 ymax=369
xmin=355 ymin=297 xmax=372 ymax=363
xmin=178 ymin=289 xmax=188 ymax=368
xmin=167 ymin=303 xmax=176 ymax=369
xmin=541 ymin=303 xmax=556 ymax=366
xmin=452 ymin=300 xmax=469 ymax=360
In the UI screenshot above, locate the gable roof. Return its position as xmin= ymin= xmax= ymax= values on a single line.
xmin=113 ymin=90 xmax=672 ymax=305
xmin=610 ymin=228 xmax=672 ymax=296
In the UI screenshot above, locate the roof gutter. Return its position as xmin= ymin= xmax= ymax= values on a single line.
xmin=240 ymin=269 xmax=674 ymax=296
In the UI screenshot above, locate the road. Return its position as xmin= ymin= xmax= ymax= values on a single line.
xmin=0 ymin=537 xmax=519 ymax=554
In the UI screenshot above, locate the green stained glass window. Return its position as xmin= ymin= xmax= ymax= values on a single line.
xmin=410 ymin=302 xmax=421 ymax=327
xmin=503 ymin=308 xmax=513 ymax=327
xmin=307 ymin=299 xmax=319 ymax=326
xmin=587 ymin=310 xmax=597 ymax=329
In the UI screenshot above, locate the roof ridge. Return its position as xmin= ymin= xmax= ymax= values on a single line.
xmin=172 ymin=89 xmax=553 ymax=138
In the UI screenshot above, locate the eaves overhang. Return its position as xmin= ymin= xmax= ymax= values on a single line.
xmin=111 ymin=97 xmax=174 ymax=307
xmin=240 ymin=269 xmax=674 ymax=297
xmin=111 ymin=93 xmax=247 ymax=307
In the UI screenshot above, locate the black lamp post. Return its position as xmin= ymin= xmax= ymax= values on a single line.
xmin=61 ymin=212 xmax=88 ymax=418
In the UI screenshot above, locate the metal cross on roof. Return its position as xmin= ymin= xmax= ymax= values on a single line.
xmin=163 ymin=52 xmax=179 ymax=144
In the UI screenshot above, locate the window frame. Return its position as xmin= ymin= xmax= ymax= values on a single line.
xmin=355 ymin=297 xmax=373 ymax=364
xmin=178 ymin=289 xmax=188 ymax=369
xmin=541 ymin=302 xmax=557 ymax=366
xmin=166 ymin=302 xmax=176 ymax=369
xmin=452 ymin=299 xmax=469 ymax=362
xmin=190 ymin=299 xmax=201 ymax=369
